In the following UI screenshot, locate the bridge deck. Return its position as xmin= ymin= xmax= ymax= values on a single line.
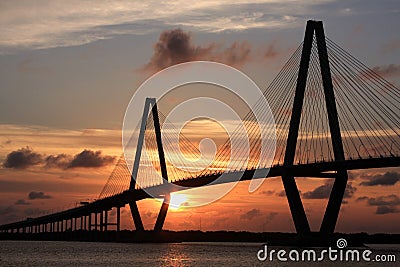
xmin=1 ymin=156 xmax=399 ymax=231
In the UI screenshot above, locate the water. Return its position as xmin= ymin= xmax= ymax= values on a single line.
xmin=0 ymin=241 xmax=398 ymax=266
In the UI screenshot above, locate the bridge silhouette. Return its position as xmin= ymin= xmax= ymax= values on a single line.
xmin=1 ymin=20 xmax=399 ymax=237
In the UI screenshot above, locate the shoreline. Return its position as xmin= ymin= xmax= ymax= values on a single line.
xmin=1 ymin=230 xmax=399 ymax=247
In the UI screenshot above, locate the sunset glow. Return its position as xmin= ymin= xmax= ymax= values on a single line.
xmin=0 ymin=0 xmax=399 ymax=236
xmin=169 ymin=193 xmax=188 ymax=210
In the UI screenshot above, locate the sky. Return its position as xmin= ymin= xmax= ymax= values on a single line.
xmin=0 ymin=0 xmax=399 ymax=233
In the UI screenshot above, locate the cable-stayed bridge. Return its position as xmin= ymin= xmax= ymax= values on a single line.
xmin=1 ymin=20 xmax=399 ymax=237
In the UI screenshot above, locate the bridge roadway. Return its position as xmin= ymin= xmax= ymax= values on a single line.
xmin=0 ymin=156 xmax=399 ymax=232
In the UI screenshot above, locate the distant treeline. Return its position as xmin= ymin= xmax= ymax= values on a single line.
xmin=0 ymin=230 xmax=399 ymax=246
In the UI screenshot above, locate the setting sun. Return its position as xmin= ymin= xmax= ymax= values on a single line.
xmin=170 ymin=193 xmax=188 ymax=209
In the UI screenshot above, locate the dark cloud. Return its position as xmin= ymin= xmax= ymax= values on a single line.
xmin=142 ymin=28 xmax=264 ymax=72
xmin=356 ymin=196 xmax=369 ymax=202
xmin=45 ymin=154 xmax=71 ymax=169
xmin=276 ymin=190 xmax=286 ymax=197
xmin=340 ymin=183 xmax=356 ymax=199
xmin=28 ymin=191 xmax=52 ymax=200
xmin=15 ymin=199 xmax=30 ymax=205
xmin=302 ymin=183 xmax=331 ymax=199
xmin=347 ymin=171 xmax=356 ymax=180
xmin=143 ymin=28 xmax=212 ymax=71
xmin=366 ymin=194 xmax=400 ymax=206
xmin=3 ymin=148 xmax=115 ymax=170
xmin=3 ymin=147 xmax=42 ymax=169
xmin=357 ymin=194 xmax=400 ymax=215
xmin=359 ymin=172 xmax=400 ymax=186
xmin=376 ymin=206 xmax=399 ymax=215
xmin=260 ymin=190 xmax=275 ymax=196
xmin=240 ymin=208 xmax=262 ymax=220
xmin=302 ymin=182 xmax=356 ymax=199
xmin=67 ymin=150 xmax=115 ymax=168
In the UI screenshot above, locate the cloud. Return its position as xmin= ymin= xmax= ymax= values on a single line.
xmin=2 ymin=147 xmax=115 ymax=170
xmin=339 ymin=183 xmax=356 ymax=198
xmin=28 ymin=191 xmax=52 ymax=200
xmin=67 ymin=149 xmax=115 ymax=168
xmin=357 ymin=194 xmax=400 ymax=215
xmin=0 ymin=0 xmax=329 ymax=54
xmin=142 ymin=28 xmax=254 ymax=72
xmin=356 ymin=196 xmax=369 ymax=202
xmin=359 ymin=172 xmax=400 ymax=186
xmin=45 ymin=154 xmax=71 ymax=169
xmin=260 ymin=190 xmax=275 ymax=196
xmin=369 ymin=64 xmax=400 ymax=78
xmin=15 ymin=199 xmax=31 ymax=205
xmin=302 ymin=182 xmax=356 ymax=199
xmin=276 ymin=190 xmax=286 ymax=197
xmin=366 ymin=194 xmax=400 ymax=206
xmin=2 ymin=147 xmax=43 ymax=169
xmin=376 ymin=206 xmax=399 ymax=215
xmin=240 ymin=208 xmax=262 ymax=220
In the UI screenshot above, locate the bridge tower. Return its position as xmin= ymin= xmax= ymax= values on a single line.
xmin=283 ymin=20 xmax=348 ymax=235
xmin=129 ymin=97 xmax=170 ymax=232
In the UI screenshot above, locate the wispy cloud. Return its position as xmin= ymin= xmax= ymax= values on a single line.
xmin=0 ymin=0 xmax=333 ymax=54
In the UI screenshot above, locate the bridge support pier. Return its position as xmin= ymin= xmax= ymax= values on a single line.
xmin=282 ymin=20 xmax=348 ymax=235
xmin=100 ymin=211 xmax=103 ymax=232
xmin=129 ymin=201 xmax=144 ymax=231
xmin=104 ymin=210 xmax=108 ymax=232
xmin=117 ymin=207 xmax=121 ymax=233
xmin=281 ymin=174 xmax=311 ymax=234
xmin=128 ymin=98 xmax=171 ymax=232
xmin=154 ymin=193 xmax=170 ymax=232
xmin=320 ymin=170 xmax=348 ymax=234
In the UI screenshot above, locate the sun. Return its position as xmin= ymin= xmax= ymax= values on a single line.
xmin=169 ymin=193 xmax=188 ymax=209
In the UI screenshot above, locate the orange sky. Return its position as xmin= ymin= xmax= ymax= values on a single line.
xmin=0 ymin=123 xmax=399 ymax=233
